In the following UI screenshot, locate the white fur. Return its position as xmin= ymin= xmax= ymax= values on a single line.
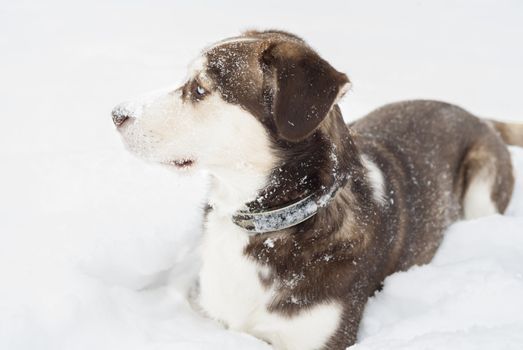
xmin=187 ymin=55 xmax=207 ymax=80
xmin=249 ymin=302 xmax=342 ymax=350
xmin=200 ymin=211 xmax=342 ymax=350
xmin=117 ymin=91 xmax=275 ymax=206
xmin=463 ymin=171 xmax=498 ymax=219
xmin=361 ymin=155 xmax=387 ymax=205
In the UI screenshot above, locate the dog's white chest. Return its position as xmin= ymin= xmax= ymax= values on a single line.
xmin=199 ymin=213 xmax=268 ymax=329
xmin=198 ymin=212 xmax=343 ymax=350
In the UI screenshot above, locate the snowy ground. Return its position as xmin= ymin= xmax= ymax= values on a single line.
xmin=1 ymin=1 xmax=523 ymax=349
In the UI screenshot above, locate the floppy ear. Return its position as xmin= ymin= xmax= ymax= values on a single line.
xmin=262 ymin=41 xmax=349 ymax=141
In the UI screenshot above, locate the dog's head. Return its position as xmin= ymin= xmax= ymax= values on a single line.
xmin=112 ymin=30 xmax=349 ymax=205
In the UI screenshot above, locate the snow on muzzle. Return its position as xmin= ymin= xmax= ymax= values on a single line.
xmin=111 ymin=86 xmax=180 ymax=128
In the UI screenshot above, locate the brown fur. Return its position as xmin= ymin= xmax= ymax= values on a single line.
xmin=198 ymin=30 xmax=517 ymax=349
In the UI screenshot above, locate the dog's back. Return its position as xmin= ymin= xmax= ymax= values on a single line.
xmin=351 ymin=100 xmax=514 ymax=269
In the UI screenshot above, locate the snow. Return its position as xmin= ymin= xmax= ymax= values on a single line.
xmin=1 ymin=1 xmax=523 ymax=349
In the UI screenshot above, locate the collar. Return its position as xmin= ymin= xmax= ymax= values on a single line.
xmin=231 ymin=172 xmax=349 ymax=235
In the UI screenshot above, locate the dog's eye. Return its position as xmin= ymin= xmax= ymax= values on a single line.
xmin=195 ymin=84 xmax=206 ymax=97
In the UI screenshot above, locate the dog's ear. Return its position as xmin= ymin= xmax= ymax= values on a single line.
xmin=261 ymin=41 xmax=349 ymax=141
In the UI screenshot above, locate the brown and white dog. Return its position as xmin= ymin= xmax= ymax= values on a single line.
xmin=112 ymin=30 xmax=523 ymax=350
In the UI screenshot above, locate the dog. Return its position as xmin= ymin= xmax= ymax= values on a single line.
xmin=112 ymin=30 xmax=523 ymax=350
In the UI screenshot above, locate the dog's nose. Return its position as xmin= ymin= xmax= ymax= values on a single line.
xmin=112 ymin=113 xmax=129 ymax=127
xmin=111 ymin=105 xmax=132 ymax=127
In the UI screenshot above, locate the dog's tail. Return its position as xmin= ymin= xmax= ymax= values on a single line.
xmin=488 ymin=120 xmax=523 ymax=147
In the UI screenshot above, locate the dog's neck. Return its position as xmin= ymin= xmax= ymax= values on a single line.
xmin=207 ymin=106 xmax=361 ymax=231
xmin=207 ymin=166 xmax=271 ymax=215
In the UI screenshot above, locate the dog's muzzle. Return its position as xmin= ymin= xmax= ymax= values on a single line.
xmin=111 ymin=104 xmax=134 ymax=127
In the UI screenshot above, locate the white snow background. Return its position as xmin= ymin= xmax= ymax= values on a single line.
xmin=1 ymin=1 xmax=523 ymax=349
